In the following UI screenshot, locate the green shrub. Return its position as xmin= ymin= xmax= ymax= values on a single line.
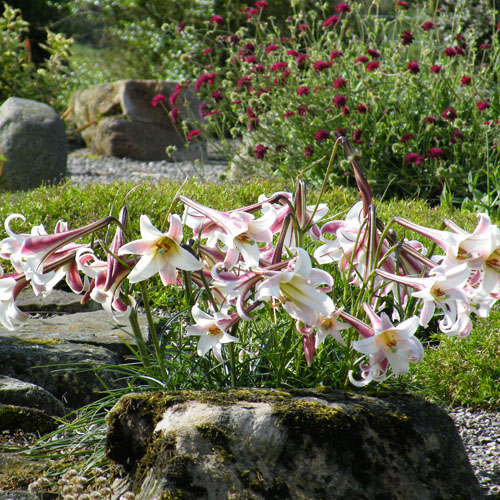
xmin=162 ymin=1 xmax=500 ymax=204
xmin=0 ymin=3 xmax=72 ymax=110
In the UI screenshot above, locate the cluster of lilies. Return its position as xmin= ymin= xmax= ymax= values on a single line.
xmin=1 ymin=144 xmax=498 ymax=386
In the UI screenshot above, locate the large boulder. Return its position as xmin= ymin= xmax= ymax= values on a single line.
xmin=0 ymin=97 xmax=67 ymax=191
xmin=69 ymin=80 xmax=206 ymax=161
xmin=106 ymin=389 xmax=484 ymax=500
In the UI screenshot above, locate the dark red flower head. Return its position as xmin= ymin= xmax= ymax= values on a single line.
xmin=314 ymin=60 xmax=332 ymax=72
xmin=187 ymin=129 xmax=201 ymax=140
xmin=304 ymin=144 xmax=314 ymax=158
xmin=366 ymin=61 xmax=379 ymax=71
xmin=421 ymin=21 xmax=437 ymax=31
xmin=405 ymin=152 xmax=425 ymax=165
xmin=400 ymin=133 xmax=414 ymax=143
xmin=395 ymin=1 xmax=409 ymax=8
xmin=424 ymin=115 xmax=437 ymax=124
xmin=330 ymin=50 xmax=344 ymax=60
xmin=255 ymin=0 xmax=269 ymax=8
xmin=450 ymin=130 xmax=465 ymax=143
xmin=333 ymin=94 xmax=347 ymax=108
xmin=322 ymin=16 xmax=340 ymax=27
xmin=444 ymin=47 xmax=457 ymax=57
xmin=430 ymin=65 xmax=442 ymax=74
xmin=315 ymin=129 xmax=331 ymax=142
xmin=209 ymin=15 xmax=225 ymax=25
xmin=254 ymin=143 xmax=269 ymax=159
xmin=460 ymin=75 xmax=472 ymax=86
xmin=428 ymin=147 xmax=445 ymax=159
xmin=401 ymin=30 xmax=414 ymax=46
xmin=441 ymin=107 xmax=457 ymax=121
xmin=355 ymin=55 xmax=369 ymax=64
xmin=151 ymin=94 xmax=166 ymax=107
xmin=407 ymin=61 xmax=420 ymax=74
xmin=476 ymin=101 xmax=490 ymax=111
xmin=297 ymin=86 xmax=310 ymax=95
xmin=356 ymin=104 xmax=368 ymax=114
xmin=333 ymin=77 xmax=347 ymax=89
xmin=352 ymin=129 xmax=363 ymax=144
xmin=367 ymin=48 xmax=380 ymax=59
xmin=335 ymin=2 xmax=351 ymax=13
xmin=265 ymin=44 xmax=279 ymax=54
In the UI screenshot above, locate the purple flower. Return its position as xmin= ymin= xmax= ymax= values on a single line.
xmin=304 ymin=144 xmax=314 ymax=158
xmin=430 ymin=65 xmax=442 ymax=74
xmin=405 ymin=152 xmax=425 ymax=165
xmin=367 ymin=48 xmax=380 ymax=59
xmin=401 ymin=30 xmax=414 ymax=46
xmin=460 ymin=76 xmax=472 ymax=86
xmin=421 ymin=21 xmax=437 ymax=31
xmin=356 ymin=104 xmax=368 ymax=114
xmin=330 ymin=50 xmax=344 ymax=60
xmin=400 ymin=133 xmax=414 ymax=143
xmin=335 ymin=2 xmax=351 ymax=13
xmin=407 ymin=61 xmax=420 ymax=74
xmin=297 ymin=86 xmax=310 ymax=95
xmin=209 ymin=15 xmax=225 ymax=25
xmin=333 ymin=94 xmax=347 ymax=108
xmin=366 ymin=61 xmax=379 ymax=71
xmin=476 ymin=101 xmax=490 ymax=111
xmin=322 ymin=16 xmax=340 ymax=27
xmin=441 ymin=108 xmax=457 ymax=121
xmin=265 ymin=44 xmax=279 ymax=54
xmin=314 ymin=60 xmax=332 ymax=72
xmin=352 ymin=129 xmax=363 ymax=144
xmin=333 ymin=77 xmax=347 ymax=89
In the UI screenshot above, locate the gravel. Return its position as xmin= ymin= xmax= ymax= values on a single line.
xmin=67 ymin=149 xmax=229 ymax=186
xmin=67 ymin=150 xmax=500 ymax=499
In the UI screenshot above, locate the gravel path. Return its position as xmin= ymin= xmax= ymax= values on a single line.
xmin=66 ymin=150 xmax=500 ymax=498
xmin=67 ymin=149 xmax=228 ymax=186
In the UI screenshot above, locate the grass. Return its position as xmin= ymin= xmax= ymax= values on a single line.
xmin=0 ymin=177 xmax=497 ymax=410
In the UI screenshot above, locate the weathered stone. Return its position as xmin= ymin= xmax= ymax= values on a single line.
xmin=0 ymin=490 xmax=39 ymax=500
xmin=0 ymin=97 xmax=67 ymax=191
xmin=106 ymin=389 xmax=484 ymax=500
xmin=0 ymin=340 xmax=121 ymax=408
xmin=0 ymin=375 xmax=65 ymax=416
xmin=0 ymin=403 xmax=58 ymax=434
xmin=16 ymin=288 xmax=101 ymax=315
xmin=0 ymin=309 xmax=149 ymax=358
xmin=69 ymin=80 xmax=205 ymax=161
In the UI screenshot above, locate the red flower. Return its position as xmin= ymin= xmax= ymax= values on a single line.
xmin=333 ymin=94 xmax=347 ymax=108
xmin=296 ymin=54 xmax=308 ymax=66
xmin=335 ymin=128 xmax=347 ymax=138
xmin=209 ymin=15 xmax=225 ymax=25
xmin=395 ymin=1 xmax=409 ymax=8
xmin=480 ymin=43 xmax=491 ymax=50
xmin=444 ymin=47 xmax=457 ymax=57
xmin=314 ymin=60 xmax=332 ymax=71
xmin=405 ymin=152 xmax=425 ymax=165
xmin=430 ymin=65 xmax=442 ymax=74
xmin=283 ymin=111 xmax=295 ymax=118
xmin=356 ymin=104 xmax=368 ymax=114
xmin=333 ymin=77 xmax=347 ymax=89
xmin=401 ymin=30 xmax=414 ymax=46
xmin=335 ymin=2 xmax=351 ymax=13
xmin=355 ymin=56 xmax=369 ymax=64
xmin=170 ymin=107 xmax=179 ymax=123
xmin=255 ymin=0 xmax=269 ymax=8
xmin=400 ymin=133 xmax=414 ymax=143
xmin=151 ymin=94 xmax=166 ymax=107
xmin=322 ymin=16 xmax=340 ymax=27
xmin=367 ymin=48 xmax=380 ymax=59
xmin=244 ymin=6 xmax=259 ymax=18
xmin=254 ymin=144 xmax=269 ymax=159
xmin=177 ymin=22 xmax=187 ymax=34
xmin=297 ymin=24 xmax=308 ymax=31
xmin=233 ymin=99 xmax=242 ymax=105
xmin=187 ymin=129 xmax=201 ymax=140
xmin=246 ymin=55 xmax=258 ymax=64
xmin=304 ymin=144 xmax=314 ymax=158
xmin=407 ymin=61 xmax=420 ymax=74
xmin=342 ymin=106 xmax=350 ymax=116
xmin=270 ymin=62 xmax=287 ymax=72
xmin=421 ymin=21 xmax=437 ymax=30
xmin=454 ymin=45 xmax=465 ymax=56
xmin=237 ymin=76 xmax=252 ymax=86
xmin=424 ymin=116 xmax=437 ymax=124
xmin=257 ymin=87 xmax=271 ymax=97
xmin=460 ymin=76 xmax=472 ymax=86
xmin=297 ymin=86 xmax=310 ymax=95
xmin=315 ymin=129 xmax=331 ymax=141
xmin=247 ymin=106 xmax=259 ymax=130
xmin=195 ymin=72 xmax=216 ymax=91
xmin=265 ymin=44 xmax=279 ymax=54
xmin=352 ymin=129 xmax=363 ymax=144
xmin=428 ymin=147 xmax=445 ymax=159
xmin=287 ymin=49 xmax=299 ymax=57
xmin=330 ymin=50 xmax=344 ymax=60
xmin=366 ymin=61 xmax=379 ymax=71
xmin=476 ymin=101 xmax=490 ymax=111
xmin=298 ymin=105 xmax=308 ymax=116
xmin=450 ymin=130 xmax=465 ymax=143
xmin=441 ymin=108 xmax=457 ymax=121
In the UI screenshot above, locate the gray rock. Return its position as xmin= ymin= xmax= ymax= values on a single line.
xmin=106 ymin=389 xmax=485 ymax=500
xmin=0 ymin=309 xmax=149 ymax=358
xmin=0 ymin=375 xmax=65 ymax=416
xmin=0 ymin=97 xmax=67 ymax=191
xmin=69 ymin=80 xmax=205 ymax=162
xmin=0 ymin=491 xmax=39 ymax=500
xmin=16 ymin=288 xmax=101 ymax=315
xmin=0 ymin=340 xmax=121 ymax=408
xmin=0 ymin=403 xmax=58 ymax=434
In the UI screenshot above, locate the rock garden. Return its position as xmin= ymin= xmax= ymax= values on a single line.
xmin=0 ymin=1 xmax=500 ymax=499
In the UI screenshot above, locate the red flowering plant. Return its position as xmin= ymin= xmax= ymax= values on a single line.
xmin=164 ymin=0 xmax=499 ymax=206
